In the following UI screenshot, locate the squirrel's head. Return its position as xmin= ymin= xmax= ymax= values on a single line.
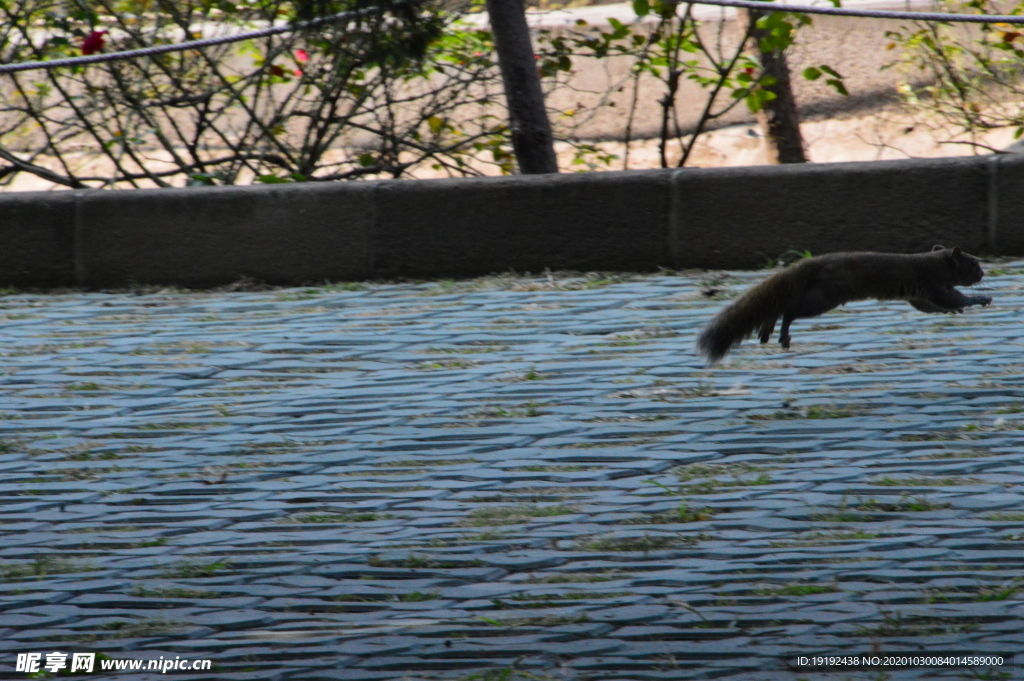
xmin=933 ymin=245 xmax=984 ymax=285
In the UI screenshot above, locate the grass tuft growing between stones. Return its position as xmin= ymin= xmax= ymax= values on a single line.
xmin=525 ymin=570 xmax=631 ymax=584
xmin=418 ymin=358 xmax=478 ymax=370
xmin=614 ymin=383 xmax=718 ymax=400
xmin=770 ymin=530 xmax=879 ymax=547
xmin=477 ymin=614 xmax=590 ymax=629
xmin=0 ymin=556 xmax=97 ymax=581
xmin=424 ymin=344 xmax=512 ymax=355
xmin=987 ymin=512 xmax=1024 ymax=521
xmin=64 ymin=381 xmax=103 ymax=391
xmin=98 ymin=617 xmax=187 ymax=638
xmin=911 ymin=449 xmax=993 ymax=460
xmin=753 ymin=583 xmax=840 ymax=597
xmin=813 ymin=496 xmax=951 ymax=521
xmin=456 ymin=504 xmax=577 ymax=527
xmin=856 ymin=496 xmax=952 ymax=513
xmin=63 ymin=449 xmax=121 ymax=461
xmin=376 ymin=458 xmax=477 ymax=467
xmin=673 ymin=462 xmax=777 ymax=482
xmin=423 ymin=271 xmax=648 ymax=296
xmin=131 ymin=586 xmax=221 ymax=599
xmin=161 ymin=560 xmax=230 ymax=579
xmin=658 ymin=473 xmax=774 ymax=496
xmin=367 ymin=553 xmax=483 ymax=569
xmin=926 ymin=579 xmax=1023 ymax=603
xmin=32 ymin=619 xmax=186 ymax=642
xmin=748 ymin=404 xmax=860 ymax=420
xmin=463 ymin=403 xmax=546 ymax=419
xmin=873 ymin=476 xmax=984 ymax=487
xmin=282 ymin=512 xmax=399 ymax=524
xmin=576 ymin=533 xmax=706 ymax=553
xmin=621 ymin=501 xmax=715 ymax=524
xmin=853 ymin=611 xmax=979 ymax=637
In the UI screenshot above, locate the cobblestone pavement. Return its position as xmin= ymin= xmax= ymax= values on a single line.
xmin=2 ymin=265 xmax=1024 ymax=681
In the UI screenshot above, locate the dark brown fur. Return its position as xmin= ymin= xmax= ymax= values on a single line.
xmin=697 ymin=246 xmax=992 ymax=364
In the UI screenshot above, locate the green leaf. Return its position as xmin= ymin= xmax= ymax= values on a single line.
xmin=802 ymin=66 xmax=822 ymax=80
xmin=607 ymin=17 xmax=629 ymax=39
xmin=652 ymin=0 xmax=677 ymax=17
xmin=745 ymin=88 xmax=777 ymax=113
xmin=479 ymin=617 xmax=508 ymax=627
xmin=633 ymin=0 xmax=650 ymax=16
xmin=187 ymin=173 xmax=216 ymax=187
xmin=826 ymin=78 xmax=849 ymax=96
xmin=256 ymin=174 xmax=289 ymax=184
xmin=647 ymin=479 xmax=675 ymax=494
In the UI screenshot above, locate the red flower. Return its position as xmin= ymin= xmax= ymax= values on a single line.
xmin=81 ymin=30 xmax=107 ymax=56
xmin=294 ymin=49 xmax=309 ymax=63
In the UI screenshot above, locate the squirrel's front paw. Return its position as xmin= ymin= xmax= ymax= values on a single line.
xmin=980 ymin=296 xmax=993 ymax=306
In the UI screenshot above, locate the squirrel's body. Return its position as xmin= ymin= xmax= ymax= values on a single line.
xmin=697 ymin=247 xmax=991 ymax=364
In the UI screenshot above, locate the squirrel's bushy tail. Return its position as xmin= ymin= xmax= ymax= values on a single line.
xmin=697 ymin=273 xmax=796 ymax=364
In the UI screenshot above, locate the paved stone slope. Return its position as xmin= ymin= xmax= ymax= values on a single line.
xmin=1 ymin=266 xmax=1022 ymax=681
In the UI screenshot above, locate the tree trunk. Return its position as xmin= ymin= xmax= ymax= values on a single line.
xmin=486 ymin=0 xmax=559 ymax=174
xmin=742 ymin=9 xmax=807 ymax=164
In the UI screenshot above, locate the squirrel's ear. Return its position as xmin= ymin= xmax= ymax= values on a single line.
xmin=952 ymin=246 xmax=961 ymax=257
xmin=932 ymin=245 xmax=945 ymax=252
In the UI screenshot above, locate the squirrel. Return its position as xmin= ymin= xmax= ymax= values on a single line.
xmin=697 ymin=246 xmax=992 ymax=364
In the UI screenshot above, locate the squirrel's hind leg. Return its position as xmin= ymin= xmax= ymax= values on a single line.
xmin=779 ymin=314 xmax=794 ymax=350
xmin=759 ymin=318 xmax=777 ymax=344
xmin=779 ymin=289 xmax=842 ymax=349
